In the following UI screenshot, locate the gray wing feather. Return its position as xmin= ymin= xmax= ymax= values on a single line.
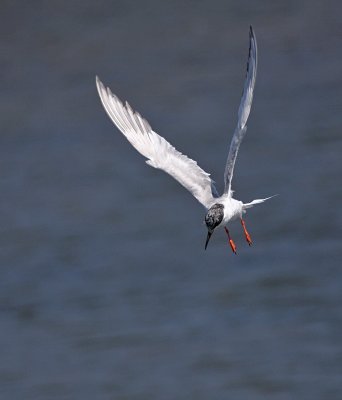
xmin=96 ymin=77 xmax=218 ymax=208
xmin=224 ymin=26 xmax=258 ymax=196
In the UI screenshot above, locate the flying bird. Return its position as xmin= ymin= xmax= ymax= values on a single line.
xmin=96 ymin=26 xmax=273 ymax=253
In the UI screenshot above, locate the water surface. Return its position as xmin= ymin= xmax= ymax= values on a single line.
xmin=1 ymin=1 xmax=341 ymax=399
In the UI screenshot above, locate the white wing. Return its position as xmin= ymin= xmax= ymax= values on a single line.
xmin=224 ymin=26 xmax=258 ymax=196
xmin=96 ymin=77 xmax=218 ymax=208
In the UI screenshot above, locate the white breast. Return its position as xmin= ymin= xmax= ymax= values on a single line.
xmin=221 ymin=197 xmax=243 ymax=225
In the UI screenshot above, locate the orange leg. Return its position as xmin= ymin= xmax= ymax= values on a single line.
xmin=240 ymin=218 xmax=252 ymax=246
xmin=224 ymin=227 xmax=237 ymax=254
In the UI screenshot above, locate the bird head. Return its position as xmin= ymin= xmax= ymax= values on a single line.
xmin=204 ymin=203 xmax=224 ymax=249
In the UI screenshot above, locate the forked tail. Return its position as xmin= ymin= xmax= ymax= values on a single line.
xmin=243 ymin=195 xmax=277 ymax=210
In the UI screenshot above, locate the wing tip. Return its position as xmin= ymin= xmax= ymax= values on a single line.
xmin=95 ymin=75 xmax=103 ymax=91
xmin=249 ymin=25 xmax=254 ymax=38
xmin=249 ymin=26 xmax=257 ymax=59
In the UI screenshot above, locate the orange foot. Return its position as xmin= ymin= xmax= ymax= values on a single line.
xmin=240 ymin=218 xmax=252 ymax=246
xmin=224 ymin=227 xmax=237 ymax=254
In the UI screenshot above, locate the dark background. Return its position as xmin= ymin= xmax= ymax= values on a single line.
xmin=1 ymin=1 xmax=341 ymax=399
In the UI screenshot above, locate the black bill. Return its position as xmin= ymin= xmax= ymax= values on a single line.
xmin=205 ymin=231 xmax=213 ymax=250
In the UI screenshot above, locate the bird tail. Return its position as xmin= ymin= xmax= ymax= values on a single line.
xmin=242 ymin=195 xmax=277 ymax=210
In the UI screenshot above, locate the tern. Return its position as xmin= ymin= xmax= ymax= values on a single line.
xmin=96 ymin=26 xmax=273 ymax=253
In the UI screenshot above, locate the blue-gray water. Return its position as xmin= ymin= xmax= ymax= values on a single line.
xmin=1 ymin=1 xmax=341 ymax=399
